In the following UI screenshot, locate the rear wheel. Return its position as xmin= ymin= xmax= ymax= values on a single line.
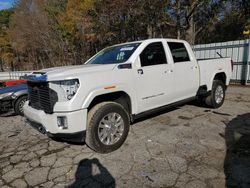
xmin=86 ymin=102 xmax=130 ymax=153
xmin=205 ymin=80 xmax=226 ymax=108
xmin=14 ymin=95 xmax=28 ymax=116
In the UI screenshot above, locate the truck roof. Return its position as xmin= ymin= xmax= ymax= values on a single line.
xmin=111 ymin=38 xmax=187 ymax=47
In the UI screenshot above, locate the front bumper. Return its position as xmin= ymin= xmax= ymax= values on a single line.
xmin=26 ymin=119 xmax=86 ymax=142
xmin=23 ymin=102 xmax=87 ymax=142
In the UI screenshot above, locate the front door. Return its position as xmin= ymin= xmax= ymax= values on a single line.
xmin=134 ymin=42 xmax=174 ymax=113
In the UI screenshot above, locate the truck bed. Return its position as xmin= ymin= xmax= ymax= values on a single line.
xmin=198 ymin=58 xmax=232 ymax=90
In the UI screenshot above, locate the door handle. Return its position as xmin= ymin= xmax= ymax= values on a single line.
xmin=137 ymin=69 xmax=144 ymax=75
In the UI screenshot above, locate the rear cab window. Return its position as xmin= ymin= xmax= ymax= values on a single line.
xmin=168 ymin=42 xmax=190 ymax=63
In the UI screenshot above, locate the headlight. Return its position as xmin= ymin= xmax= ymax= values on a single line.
xmin=0 ymin=92 xmax=13 ymax=100
xmin=50 ymin=79 xmax=79 ymax=102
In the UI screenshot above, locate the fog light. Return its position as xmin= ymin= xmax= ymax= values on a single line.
xmin=57 ymin=116 xmax=68 ymax=129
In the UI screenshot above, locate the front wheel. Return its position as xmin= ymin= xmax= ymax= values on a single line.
xmin=205 ymin=80 xmax=226 ymax=108
xmin=14 ymin=95 xmax=28 ymax=116
xmin=86 ymin=102 xmax=130 ymax=153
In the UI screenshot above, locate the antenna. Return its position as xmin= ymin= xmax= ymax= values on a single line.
xmin=216 ymin=52 xmax=223 ymax=58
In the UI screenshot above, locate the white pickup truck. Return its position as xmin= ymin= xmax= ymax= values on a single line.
xmin=24 ymin=39 xmax=232 ymax=153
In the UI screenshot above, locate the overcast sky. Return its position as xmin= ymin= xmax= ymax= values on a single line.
xmin=0 ymin=0 xmax=14 ymax=10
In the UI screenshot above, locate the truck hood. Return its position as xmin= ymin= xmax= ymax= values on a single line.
xmin=33 ymin=64 xmax=117 ymax=81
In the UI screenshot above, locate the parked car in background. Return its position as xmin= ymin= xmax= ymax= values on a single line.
xmin=0 ymin=84 xmax=28 ymax=116
xmin=0 ymin=79 xmax=27 ymax=89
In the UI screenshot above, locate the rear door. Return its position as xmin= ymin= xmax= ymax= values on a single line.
xmin=167 ymin=42 xmax=199 ymax=101
xmin=134 ymin=42 xmax=174 ymax=113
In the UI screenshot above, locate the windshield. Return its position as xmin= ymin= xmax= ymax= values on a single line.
xmin=86 ymin=43 xmax=141 ymax=64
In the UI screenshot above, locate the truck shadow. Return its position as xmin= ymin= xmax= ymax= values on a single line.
xmin=50 ymin=137 xmax=86 ymax=146
xmin=224 ymin=113 xmax=250 ymax=188
xmin=132 ymin=99 xmax=204 ymax=124
xmin=68 ymin=158 xmax=115 ymax=188
xmin=0 ymin=110 xmax=17 ymax=117
xmin=132 ymin=106 xmax=180 ymax=124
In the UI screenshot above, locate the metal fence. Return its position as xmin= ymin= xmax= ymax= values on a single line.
xmin=193 ymin=39 xmax=250 ymax=84
xmin=0 ymin=71 xmax=32 ymax=80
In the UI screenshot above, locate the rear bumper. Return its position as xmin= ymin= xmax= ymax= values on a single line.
xmin=23 ymin=102 xmax=88 ymax=141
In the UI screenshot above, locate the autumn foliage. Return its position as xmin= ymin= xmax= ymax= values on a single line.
xmin=0 ymin=0 xmax=249 ymax=71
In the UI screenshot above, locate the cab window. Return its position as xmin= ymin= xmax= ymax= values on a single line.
xmin=140 ymin=42 xmax=167 ymax=67
xmin=168 ymin=42 xmax=190 ymax=63
xmin=86 ymin=43 xmax=141 ymax=64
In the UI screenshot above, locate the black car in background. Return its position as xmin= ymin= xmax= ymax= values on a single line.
xmin=0 ymin=84 xmax=28 ymax=116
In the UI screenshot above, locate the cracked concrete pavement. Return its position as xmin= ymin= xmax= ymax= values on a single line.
xmin=0 ymin=86 xmax=250 ymax=188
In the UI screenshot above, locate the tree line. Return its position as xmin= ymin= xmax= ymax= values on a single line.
xmin=0 ymin=0 xmax=249 ymax=71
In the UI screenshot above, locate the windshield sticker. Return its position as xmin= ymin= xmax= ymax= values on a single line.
xmin=120 ymin=47 xmax=134 ymax=51
xmin=117 ymin=52 xmax=125 ymax=61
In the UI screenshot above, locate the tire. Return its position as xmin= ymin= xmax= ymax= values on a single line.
xmin=86 ymin=102 xmax=130 ymax=153
xmin=14 ymin=95 xmax=28 ymax=116
xmin=205 ymin=80 xmax=226 ymax=108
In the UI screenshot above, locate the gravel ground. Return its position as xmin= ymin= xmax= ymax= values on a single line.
xmin=0 ymin=86 xmax=250 ymax=188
